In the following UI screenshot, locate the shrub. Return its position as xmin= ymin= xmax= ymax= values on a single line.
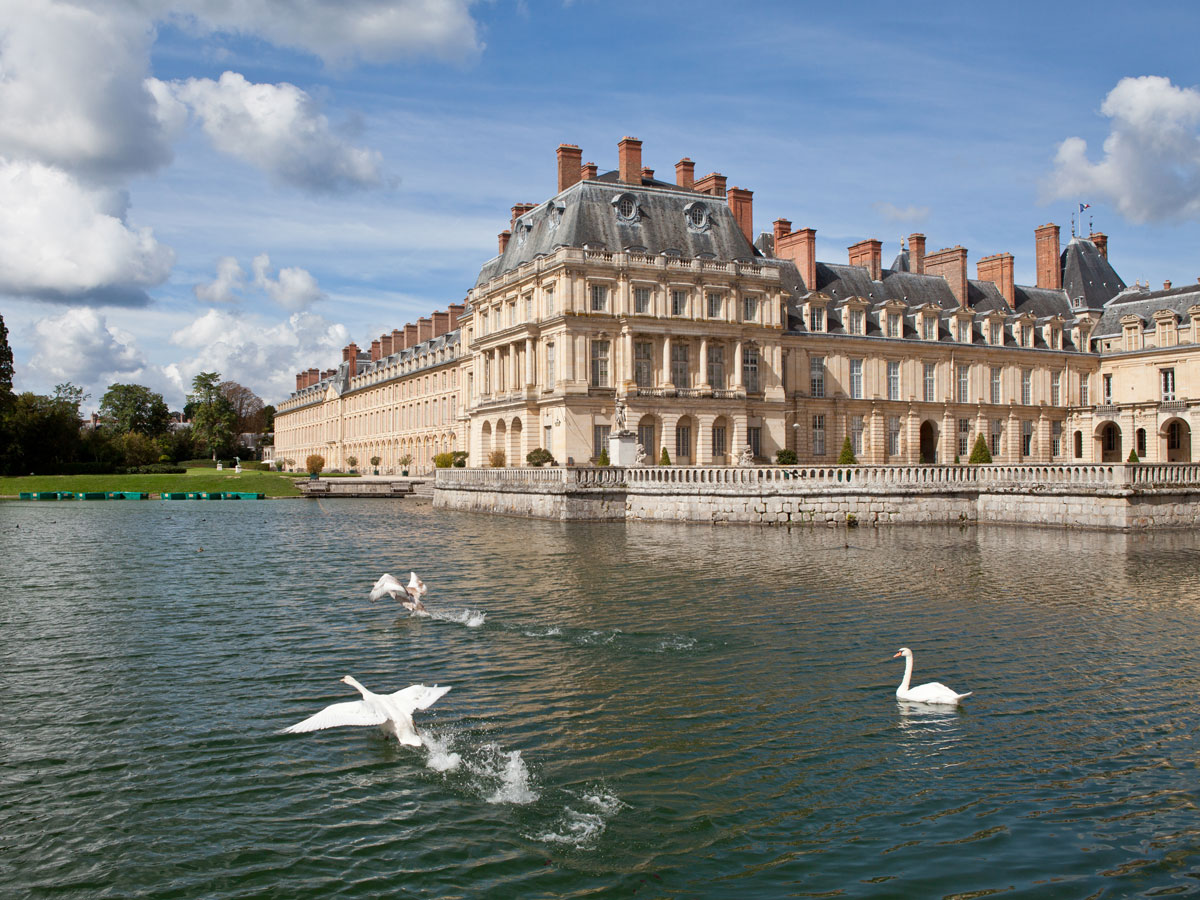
xmin=597 ymin=447 xmax=610 ymax=466
xmin=488 ymin=448 xmax=506 ymax=468
xmin=775 ymin=449 xmax=797 ymax=465
xmin=660 ymin=447 xmax=671 ymax=465
xmin=526 ymin=447 xmax=555 ymax=467
xmin=433 ymin=452 xmax=456 ymax=468
xmin=398 ymin=454 xmax=413 ymax=470
xmin=452 ymin=451 xmax=468 ymax=467
xmin=370 ymin=455 xmax=381 ymax=468
xmin=968 ymin=434 xmax=992 ymax=464
xmin=305 ymin=454 xmax=325 ymax=476
xmin=117 ymin=464 xmax=186 ymax=474
xmin=837 ymin=436 xmax=857 ymax=465
xmin=346 ymin=455 xmax=358 ymax=471
xmin=1128 ymin=449 xmax=1140 ymax=463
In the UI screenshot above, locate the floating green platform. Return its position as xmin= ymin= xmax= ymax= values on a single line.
xmin=161 ymin=492 xmax=189 ymax=500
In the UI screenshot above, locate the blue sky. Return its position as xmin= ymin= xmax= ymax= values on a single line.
xmin=4 ymin=0 xmax=1200 ymax=412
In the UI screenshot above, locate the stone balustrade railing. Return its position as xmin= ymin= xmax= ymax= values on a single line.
xmin=437 ymin=463 xmax=1200 ymax=492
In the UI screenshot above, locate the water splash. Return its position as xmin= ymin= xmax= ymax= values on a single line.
xmin=422 ymin=731 xmax=462 ymax=772
xmin=534 ymin=787 xmax=626 ymax=847
xmin=431 ymin=608 xmax=487 ymax=628
xmin=467 ymin=745 xmax=538 ymax=805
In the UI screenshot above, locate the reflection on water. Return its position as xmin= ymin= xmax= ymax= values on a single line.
xmin=3 ymin=500 xmax=1200 ymax=898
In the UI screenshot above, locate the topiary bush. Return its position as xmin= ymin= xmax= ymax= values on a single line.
xmin=526 ymin=447 xmax=555 ymax=467
xmin=968 ymin=433 xmax=992 ymax=464
xmin=837 ymin=436 xmax=857 ymax=465
xmin=433 ymin=452 xmax=455 ymax=468
xmin=1128 ymin=449 xmax=1140 ymax=463
xmin=775 ymin=449 xmax=797 ymax=465
xmin=597 ymin=447 xmax=610 ymax=466
xmin=660 ymin=447 xmax=671 ymax=465
xmin=305 ymin=454 xmax=325 ymax=476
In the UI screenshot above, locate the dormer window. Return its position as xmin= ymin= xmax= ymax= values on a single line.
xmin=613 ymin=193 xmax=638 ymax=223
xmin=684 ymin=201 xmax=710 ymax=232
xmin=989 ymin=321 xmax=1002 ymax=345
xmin=810 ymin=306 xmax=825 ymax=332
xmin=848 ymin=309 xmax=864 ymax=335
xmin=956 ymin=320 xmax=970 ymax=343
xmin=1020 ymin=324 xmax=1032 ymax=347
xmin=923 ymin=315 xmax=937 ymax=341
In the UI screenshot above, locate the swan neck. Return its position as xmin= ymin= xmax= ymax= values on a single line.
xmin=344 ymin=676 xmax=369 ymax=698
xmin=899 ymin=654 xmax=913 ymax=692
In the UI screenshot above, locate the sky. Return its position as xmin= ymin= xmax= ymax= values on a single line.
xmin=4 ymin=0 xmax=1200 ymax=413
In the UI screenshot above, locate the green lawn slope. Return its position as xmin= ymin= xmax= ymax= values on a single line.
xmin=1 ymin=468 xmax=304 ymax=498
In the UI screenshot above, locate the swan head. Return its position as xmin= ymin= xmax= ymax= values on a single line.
xmin=893 ymin=647 xmax=912 ymax=659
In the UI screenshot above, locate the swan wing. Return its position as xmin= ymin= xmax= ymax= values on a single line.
xmin=283 ymin=700 xmax=387 ymax=733
xmin=902 ymin=681 xmax=970 ymax=704
xmin=370 ymin=573 xmax=404 ymax=601
xmin=388 ymin=683 xmax=451 ymax=712
xmin=406 ymin=571 xmax=427 ymax=599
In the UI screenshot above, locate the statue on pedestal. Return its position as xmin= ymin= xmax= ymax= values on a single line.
xmin=738 ymin=444 xmax=755 ymax=467
xmin=634 ymin=443 xmax=647 ymax=466
xmin=613 ymin=397 xmax=628 ymax=434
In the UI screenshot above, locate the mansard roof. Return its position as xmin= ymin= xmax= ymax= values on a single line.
xmin=1061 ymin=237 xmax=1126 ymax=311
xmin=1094 ymin=283 xmax=1200 ymax=337
xmin=474 ymin=176 xmax=759 ymax=287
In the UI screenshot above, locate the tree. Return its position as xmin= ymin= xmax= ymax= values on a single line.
xmin=660 ymin=447 xmax=671 ymax=465
xmin=1128 ymin=448 xmax=1140 ymax=463
xmin=968 ymin=434 xmax=992 ymax=464
xmin=262 ymin=404 xmax=276 ymax=434
xmin=189 ymin=372 xmax=236 ymax=458
xmin=346 ymin=455 xmax=358 ymax=470
xmin=0 ymin=312 xmax=13 ymax=408
xmin=99 ymin=383 xmax=171 ymax=436
xmin=837 ymin=436 xmax=858 ymax=465
xmin=597 ymin=447 xmax=610 ymax=466
xmin=776 ymin=449 xmax=798 ymax=465
xmin=306 ymin=454 xmax=325 ymax=476
xmin=220 ymin=380 xmax=266 ymax=435
xmin=1 ymin=388 xmax=87 ymax=474
xmin=526 ymin=448 xmax=555 ymax=467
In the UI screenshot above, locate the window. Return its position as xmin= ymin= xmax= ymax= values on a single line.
xmin=707 ymin=292 xmax=723 ymax=318
xmin=849 ymin=359 xmax=863 ymax=399
xmin=743 ymin=347 xmax=760 ymax=393
xmin=991 ymin=419 xmax=1003 ymax=457
xmin=593 ymin=424 xmax=610 ymax=459
xmin=638 ymin=423 xmax=655 ymax=456
xmin=1051 ymin=328 xmax=1062 ymax=350
xmin=1021 ymin=369 xmax=1032 ymax=405
xmin=887 ymin=314 xmax=900 ymax=338
xmin=591 ymin=284 xmax=608 ymax=312
xmin=958 ymin=418 xmax=970 ymax=457
xmin=687 ymin=205 xmax=707 ymax=229
xmin=1081 ymin=377 xmax=1089 ymax=406
xmin=524 ymin=296 xmax=532 ymax=321
xmin=545 ymin=284 xmax=555 ymax=314
xmin=1169 ymin=421 xmax=1183 ymax=451
xmin=812 ymin=414 xmax=826 ymax=456
xmin=634 ymin=287 xmax=651 ymax=314
xmin=671 ymin=290 xmax=687 ymax=316
xmin=923 ymin=362 xmax=936 ymax=403
xmin=1105 ymin=425 xmax=1118 ymax=453
xmin=743 ymin=295 xmax=758 ymax=322
xmin=887 ymin=416 xmax=901 ymax=457
xmin=1074 ymin=430 xmax=1083 ymax=458
xmin=634 ymin=341 xmax=653 ymax=388
xmin=957 ymin=364 xmax=969 ymax=403
xmin=616 ymin=195 xmax=636 ymax=220
xmin=810 ymin=307 xmax=825 ymax=332
xmin=546 ymin=343 xmax=556 ymax=385
xmin=849 ymin=309 xmax=864 ymax=335
xmin=990 ymin=367 xmax=1002 ymax=405
xmin=1103 ymin=374 xmax=1113 ymax=404
xmin=1162 ymin=368 xmax=1176 ymax=401
xmin=1051 ymin=371 xmax=1061 ymax=406
xmin=712 ymin=424 xmax=727 ymax=457
xmin=810 ymin=356 xmax=825 ymax=398
xmin=1021 ymin=420 xmax=1033 ymax=457
xmin=544 ymin=424 xmax=552 ymax=450
xmin=747 ymin=426 xmax=762 ymax=459
xmin=1021 ymin=324 xmax=1032 ymax=347
xmin=923 ymin=316 xmax=937 ymax=340
xmin=707 ymin=345 xmax=725 ymax=389
xmin=480 ymin=311 xmax=488 ymax=335
xmin=887 ymin=361 xmax=900 ymax=401
xmin=590 ymin=340 xmax=610 ymax=387
xmin=990 ymin=322 xmax=1002 ymax=345
xmin=508 ymin=303 xmax=515 ymax=327
xmin=1052 ymin=421 xmax=1062 ymax=457
xmin=850 ymin=415 xmax=864 ymax=455
xmin=671 ymin=344 xmax=690 ymax=387
xmin=957 ymin=321 xmax=970 ymax=343
xmin=1136 ymin=428 xmax=1147 ymax=458
xmin=675 ymin=423 xmax=691 ymax=461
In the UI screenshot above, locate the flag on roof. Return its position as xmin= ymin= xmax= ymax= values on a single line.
xmin=1078 ymin=203 xmax=1091 ymax=213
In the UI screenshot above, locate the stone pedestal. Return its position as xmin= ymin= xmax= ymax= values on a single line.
xmin=609 ymin=430 xmax=638 ymax=466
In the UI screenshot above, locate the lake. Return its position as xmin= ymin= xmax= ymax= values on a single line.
xmin=3 ymin=498 xmax=1200 ymax=898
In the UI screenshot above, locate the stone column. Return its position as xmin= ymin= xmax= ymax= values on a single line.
xmin=525 ymin=338 xmax=534 ymax=387
xmin=699 ymin=338 xmax=710 ymax=391
xmin=662 ymin=335 xmax=673 ymax=388
xmin=734 ymin=340 xmax=744 ymax=389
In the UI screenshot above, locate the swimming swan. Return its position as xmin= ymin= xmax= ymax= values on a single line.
xmin=283 ymin=676 xmax=451 ymax=746
xmin=893 ymin=647 xmax=972 ymax=706
xmin=370 ymin=572 xmax=428 ymax=613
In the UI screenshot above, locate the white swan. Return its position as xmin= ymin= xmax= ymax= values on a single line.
xmin=370 ymin=571 xmax=428 ymax=613
xmin=893 ymin=647 xmax=972 ymax=705
xmin=283 ymin=676 xmax=451 ymax=746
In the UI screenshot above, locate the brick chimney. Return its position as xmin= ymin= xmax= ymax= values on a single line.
xmin=925 ymin=246 xmax=969 ymax=307
xmin=510 ymin=203 xmax=535 ymax=229
xmin=848 ymin=239 xmax=883 ymax=282
xmin=694 ymin=172 xmax=727 ymax=197
xmin=341 ymin=345 xmax=351 ymax=362
xmin=447 ymin=303 xmax=465 ymax=329
xmin=418 ymin=316 xmax=433 ymax=343
xmin=773 ymin=218 xmax=792 ymax=244
xmin=432 ymin=310 xmax=450 ymax=336
xmin=370 ymin=339 xmax=381 ymax=362
xmin=727 ymin=187 xmax=754 ymax=243
xmin=1035 ymin=223 xmax=1061 ymax=290
xmin=1089 ymin=231 xmax=1108 ymax=259
xmin=307 ymin=367 xmax=319 ymax=387
xmin=675 ymin=158 xmax=695 ymax=189
xmin=618 ymin=136 xmax=642 ymax=184
xmin=1164 ymin=279 xmax=1173 ymax=291
xmin=296 ymin=372 xmax=305 ymax=391
xmin=557 ymin=143 xmax=582 ymax=193
xmin=404 ymin=323 xmax=419 ymax=346
xmin=322 ymin=368 xmax=335 ymax=381
xmin=346 ymin=343 xmax=359 ymax=376
xmin=380 ymin=333 xmax=392 ymax=357
xmin=641 ymin=166 xmax=654 ymax=181
xmin=581 ymin=162 xmax=597 ymax=180
xmin=977 ymin=252 xmax=1015 ymax=307
xmin=391 ymin=328 xmax=405 ymax=351
xmin=776 ymin=225 xmax=817 ymax=291
xmin=908 ymin=233 xmax=926 ymax=274
xmin=498 ymin=230 xmax=511 ymax=254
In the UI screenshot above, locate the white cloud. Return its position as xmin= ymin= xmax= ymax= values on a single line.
xmin=1046 ymin=75 xmax=1200 ymax=223
xmin=251 ymin=253 xmax=325 ymax=310
xmin=29 ymin=307 xmax=147 ymax=386
xmin=166 ymin=307 xmax=349 ymax=402
xmin=872 ymin=201 xmax=930 ymax=224
xmin=167 ymin=0 xmax=482 ymax=65
xmin=0 ymin=158 xmax=175 ymax=304
xmin=173 ymin=72 xmax=383 ymax=191
xmin=194 ymin=256 xmax=245 ymax=304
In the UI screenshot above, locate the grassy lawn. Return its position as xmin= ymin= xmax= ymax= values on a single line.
xmin=1 ymin=468 xmax=304 ymax=498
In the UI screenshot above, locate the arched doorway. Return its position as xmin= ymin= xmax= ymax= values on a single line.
xmin=509 ymin=417 xmax=523 ymax=465
xmin=1073 ymin=430 xmax=1083 ymax=459
xmin=1163 ymin=418 xmax=1192 ymax=462
xmin=709 ymin=415 xmax=730 ymax=465
xmin=675 ymin=415 xmax=695 ymax=464
xmin=919 ymin=420 xmax=938 ymax=463
xmin=637 ymin=415 xmax=658 ymax=463
xmin=494 ymin=419 xmax=507 ymax=466
xmin=1098 ymin=422 xmax=1122 ymax=462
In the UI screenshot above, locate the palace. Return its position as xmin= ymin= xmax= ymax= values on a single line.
xmin=273 ymin=137 xmax=1199 ymax=472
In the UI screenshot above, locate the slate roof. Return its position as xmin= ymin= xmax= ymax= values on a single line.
xmin=474 ymin=175 xmax=760 ymax=287
xmin=1094 ymin=283 xmax=1200 ymax=337
xmin=1061 ymin=237 xmax=1125 ymax=310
